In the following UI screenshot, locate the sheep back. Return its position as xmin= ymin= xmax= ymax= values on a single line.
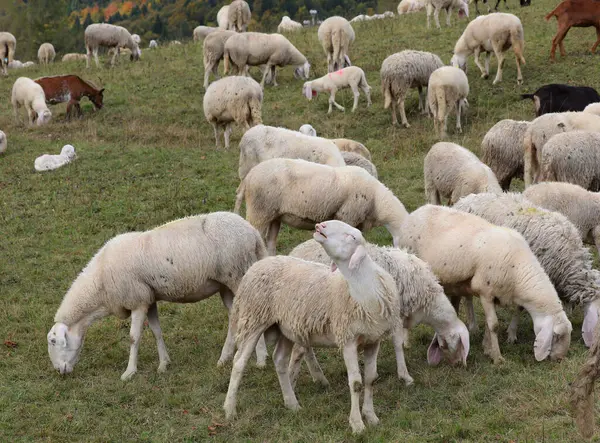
xmin=203 ymin=76 xmax=263 ymax=128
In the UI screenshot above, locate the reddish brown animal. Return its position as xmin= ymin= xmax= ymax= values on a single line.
xmin=34 ymin=75 xmax=104 ymax=119
xmin=546 ymin=0 xmax=600 ymax=60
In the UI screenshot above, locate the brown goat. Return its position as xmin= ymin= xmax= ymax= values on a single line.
xmin=546 ymin=0 xmax=600 ymax=60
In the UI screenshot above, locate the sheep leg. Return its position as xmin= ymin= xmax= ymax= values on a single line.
xmin=445 ymin=8 xmax=451 ymax=27
xmin=223 ymin=123 xmax=233 ymax=149
xmin=328 ymin=90 xmax=345 ymax=113
xmin=303 ymin=347 xmax=330 ymax=387
xmin=203 ymin=65 xmax=212 ymax=89
xmin=434 ymin=7 xmax=442 ymax=29
xmin=479 ymin=295 xmax=505 ymax=364
xmin=426 ymin=3 xmax=433 ymax=28
xmin=593 ymin=225 xmax=600 ymax=257
xmin=473 ymin=47 xmax=488 ymax=79
xmin=391 ymin=324 xmax=414 ymax=385
xmin=12 ymin=102 xmax=20 ymax=124
xmin=506 ymin=307 xmax=521 ymax=344
xmin=514 ymin=52 xmax=523 ymax=85
xmin=484 ymin=52 xmax=491 ymax=77
xmin=26 ymin=104 xmax=35 ymax=126
xmin=110 ymin=47 xmax=119 ymax=67
xmin=350 ymin=84 xmax=360 ymax=112
xmin=212 ymin=123 xmax=220 ymax=149
xmin=492 ymin=44 xmax=505 ymax=85
xmin=419 ymin=86 xmax=428 ymax=115
xmin=362 ymin=84 xmax=372 ymax=107
xmin=399 ymin=99 xmax=410 ymax=128
xmin=218 ymin=289 xmax=237 ymax=366
xmin=93 ymin=49 xmax=100 ymax=69
xmin=455 ymin=100 xmax=463 ymax=133
xmin=147 ymin=302 xmax=171 ymax=373
xmin=273 ymin=336 xmax=300 ymax=410
xmin=121 ymin=306 xmax=148 ymax=381
xmin=361 ymin=341 xmax=381 ymax=426
xmin=270 ymin=66 xmax=278 ymax=86
xmin=343 ymin=341 xmax=366 ymax=434
xmin=260 ymin=63 xmax=272 ymax=88
xmin=288 ymin=344 xmax=305 ymax=388
xmin=266 ymin=219 xmax=281 ymax=255
xmin=465 ymin=296 xmax=478 ymax=333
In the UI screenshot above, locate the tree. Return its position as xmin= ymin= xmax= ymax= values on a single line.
xmin=151 ymin=14 xmax=164 ymax=36
xmin=83 ymin=12 xmax=93 ymax=27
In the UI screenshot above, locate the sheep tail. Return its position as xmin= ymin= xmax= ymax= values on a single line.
xmin=223 ymin=49 xmax=231 ymax=74
xmin=382 ymin=77 xmax=393 ymax=109
xmin=234 ymin=181 xmax=246 ymax=214
xmin=332 ymin=29 xmax=342 ymax=70
xmin=511 ymin=29 xmax=526 ymax=65
xmin=434 ymin=87 xmax=446 ymax=122
xmin=7 ymin=43 xmax=14 ymax=64
xmin=248 ymin=96 xmax=262 ymax=127
xmin=359 ymin=71 xmax=370 ymax=92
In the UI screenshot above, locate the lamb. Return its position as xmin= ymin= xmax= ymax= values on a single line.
xmin=0 ymin=32 xmax=16 ymax=76
xmin=317 ymin=16 xmax=355 ymax=72
xmin=202 ymin=30 xmax=236 ymax=89
xmin=193 ymin=25 xmax=218 ymax=42
xmin=289 ymin=239 xmax=470 ymax=385
xmin=302 ymin=66 xmax=371 ymax=114
xmin=217 ymin=5 xmax=230 ymax=30
xmin=11 ymin=77 xmax=52 ymax=127
xmin=0 ymin=130 xmax=7 ymax=154
xmin=278 ymin=16 xmax=303 ymax=33
xmin=523 ymin=112 xmax=600 ymax=186
xmin=223 ymin=32 xmax=310 ymax=88
xmin=584 ymin=102 xmax=600 ymax=116
xmin=227 ymin=0 xmax=251 ymax=32
xmin=62 ymin=53 xmax=88 ymax=63
xmin=342 ymin=152 xmax=378 ymax=178
xmin=223 ymin=220 xmax=400 ymax=433
xmin=397 ymin=0 xmax=426 ymax=14
xmin=46 ymin=212 xmax=269 ymax=380
xmin=480 ymin=119 xmax=531 ymax=190
xmin=34 ymin=145 xmax=77 ymax=172
xmin=451 ymin=13 xmax=526 ymax=85
xmin=331 ymin=138 xmax=372 ymax=160
xmin=84 ymin=23 xmax=141 ymax=68
xmin=521 ymin=84 xmax=600 ymax=117
xmin=426 ymin=0 xmax=469 ymax=29
xmin=234 ymin=158 xmax=408 ymax=254
xmin=298 ymin=124 xmax=317 ymax=137
xmin=424 ymin=142 xmax=502 ymax=205
xmin=237 ymin=125 xmax=345 ymax=181
xmin=399 ymin=204 xmax=573 ymax=364
xmin=427 ymin=66 xmax=469 ymax=138
xmin=380 ymin=50 xmax=444 ymax=127
xmin=453 ymin=192 xmax=600 ymax=347
xmin=203 ymin=76 xmax=263 ymax=149
xmin=37 ymin=43 xmax=56 ymax=65
xmin=149 ymin=40 xmax=158 ymax=49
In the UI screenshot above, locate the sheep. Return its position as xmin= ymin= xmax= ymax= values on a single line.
xmin=584 ymin=102 xmax=600 ymax=116
xmin=298 ymin=124 xmax=317 ymax=137
xmin=424 ymin=142 xmax=502 ymax=205
xmin=237 ymin=125 xmax=345 ymax=181
xmin=22 ymin=61 xmax=35 ymax=68
xmin=8 ymin=60 xmax=23 ymax=69
xmin=350 ymin=14 xmax=367 ymax=22
xmin=427 ymin=66 xmax=469 ymax=138
xmin=169 ymin=40 xmax=182 ymax=46
xmin=380 ymin=50 xmax=444 ymax=128
xmin=0 ymin=130 xmax=7 ymax=154
xmin=149 ymin=40 xmax=158 ymax=49
xmin=11 ymin=77 xmax=52 ymax=127
xmin=0 ymin=32 xmax=16 ymax=76
xmin=37 ymin=43 xmax=56 ymax=65
xmin=454 ymin=192 xmax=600 ymax=347
xmin=426 ymin=0 xmax=469 ymax=29
xmin=481 ymin=119 xmax=531 ymax=190
xmin=217 ymin=5 xmax=230 ymax=30
xmin=203 ymin=76 xmax=263 ymax=149
xmin=399 ymin=204 xmax=573 ymax=364
xmin=84 ymin=23 xmax=141 ymax=68
xmin=278 ymin=16 xmax=303 ymax=33
xmin=317 ymin=17 xmax=355 ymax=73
xmin=194 ymin=26 xmax=218 ymax=42
xmin=227 ymin=0 xmax=251 ymax=32
xmin=46 ymin=212 xmax=269 ymax=380
xmin=523 ymin=112 xmax=600 ymax=186
xmin=289 ymin=239 xmax=470 ymax=385
xmin=131 ymin=34 xmax=141 ymax=45
xmin=223 ymin=32 xmax=310 ymax=88
xmin=34 ymin=145 xmax=77 ymax=172
xmin=303 ymin=20 xmax=311 ymax=26
xmin=341 ymin=152 xmax=378 ymax=178
xmin=202 ymin=30 xmax=236 ymax=89
xmin=451 ymin=13 xmax=525 ymax=85
xmin=331 ymin=138 xmax=372 ymax=160
xmin=62 ymin=53 xmax=88 ymax=63
xmin=398 ymin=0 xmax=427 ymax=14
xmin=521 ymin=84 xmax=600 ymax=117
xmin=302 ymin=66 xmax=371 ymax=114
xmin=234 ymin=158 xmax=408 ymax=254
xmin=223 ymin=220 xmax=400 ymax=434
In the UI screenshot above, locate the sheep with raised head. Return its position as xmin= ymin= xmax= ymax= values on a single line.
xmin=131 ymin=34 xmax=141 ymax=44
xmin=427 ymin=66 xmax=469 ymax=138
xmin=149 ymin=39 xmax=158 ymax=49
xmin=318 ymin=16 xmax=355 ymax=72
xmin=62 ymin=53 xmax=88 ymax=63
xmin=85 ymin=23 xmax=141 ymax=68
xmin=426 ymin=0 xmax=469 ymax=29
xmin=298 ymin=124 xmax=317 ymax=137
xmin=0 ymin=130 xmax=7 ymax=154
xmin=0 ymin=32 xmax=16 ymax=76
xmin=194 ymin=25 xmax=218 ymax=42
xmin=35 ymin=145 xmax=77 ymax=172
xmin=217 ymin=5 xmax=230 ymax=29
xmin=278 ymin=16 xmax=303 ymax=32
xmin=37 ymin=43 xmax=56 ymax=65
xmin=203 ymin=30 xmax=236 ymax=89
xmin=11 ymin=77 xmax=52 ymax=126
xmin=332 ymin=138 xmax=371 ymax=160
xmin=46 ymin=212 xmax=269 ymax=380
xmin=227 ymin=0 xmax=251 ymax=32
xmin=302 ymin=66 xmax=371 ymax=113
xmin=341 ymin=152 xmax=378 ymax=178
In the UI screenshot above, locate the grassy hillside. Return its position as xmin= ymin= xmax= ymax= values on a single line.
xmin=1 ymin=2 xmax=599 ymax=441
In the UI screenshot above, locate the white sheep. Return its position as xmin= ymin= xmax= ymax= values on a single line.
xmin=202 ymin=30 xmax=236 ymax=89
xmin=424 ymin=142 xmax=502 ymax=205
xmin=203 ymin=76 xmax=263 ymax=149
xmin=217 ymin=5 xmax=230 ymax=30
xmin=193 ymin=25 xmax=218 ymax=42
xmin=331 ymin=138 xmax=372 ymax=160
xmin=584 ymin=102 xmax=600 ymax=116
xmin=341 ymin=152 xmax=378 ymax=178
xmin=0 ymin=130 xmax=7 ymax=154
xmin=302 ymin=66 xmax=371 ymax=114
xmin=149 ymin=39 xmax=158 ymax=49
xmin=399 ymin=204 xmax=573 ymax=364
xmin=480 ymin=119 xmax=531 ymax=190
xmin=235 ymin=158 xmax=408 ymax=254
xmin=454 ymin=192 xmax=600 ymax=347
xmin=8 ymin=60 xmax=23 ymax=69
xmin=317 ymin=16 xmax=355 ymax=73
xmin=62 ymin=53 xmax=88 ymax=63
xmin=278 ymin=16 xmax=303 ymax=32
xmin=289 ymin=239 xmax=470 ymax=385
xmin=426 ymin=0 xmax=468 ymax=29
xmin=227 ymin=0 xmax=251 ymax=32
xmin=169 ymin=40 xmax=182 ymax=46
xmin=427 ymin=66 xmax=469 ymax=138
xmin=298 ymin=124 xmax=317 ymax=137
xmin=451 ymin=13 xmax=525 ymax=85
xmin=131 ymin=34 xmax=141 ymax=45
xmin=84 ymin=23 xmax=141 ymax=68
xmin=22 ymin=61 xmax=35 ymax=68
xmin=223 ymin=220 xmax=399 ymax=434
xmin=350 ymin=14 xmax=367 ymax=22
xmin=11 ymin=77 xmax=52 ymax=126
xmin=380 ymin=50 xmax=444 ymax=127
xmin=34 ymin=145 xmax=77 ymax=172
xmin=237 ymin=125 xmax=345 ymax=181
xmin=46 ymin=212 xmax=269 ymax=380
xmin=397 ymin=0 xmax=427 ymax=14
xmin=0 ymin=32 xmax=16 ymax=76
xmin=37 ymin=43 xmax=56 ymax=65
xmin=223 ymin=32 xmax=310 ymax=88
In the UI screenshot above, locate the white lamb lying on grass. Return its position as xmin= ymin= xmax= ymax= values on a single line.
xmin=223 ymin=220 xmax=400 ymax=434
xmin=34 ymin=145 xmax=77 ymax=172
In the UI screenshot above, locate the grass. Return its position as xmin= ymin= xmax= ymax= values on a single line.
xmin=1 ymin=2 xmax=600 ymax=441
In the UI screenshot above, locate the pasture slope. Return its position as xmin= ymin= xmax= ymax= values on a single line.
xmin=1 ymin=1 xmax=599 ymax=440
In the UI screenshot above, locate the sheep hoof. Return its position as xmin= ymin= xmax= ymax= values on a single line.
xmin=482 ymin=74 xmax=489 ymax=79
xmin=157 ymin=361 xmax=169 ymax=373
xmin=506 ymin=335 xmax=517 ymax=344
xmin=492 ymin=355 xmax=506 ymax=364
xmin=517 ymin=79 xmax=523 ymax=85
xmin=401 ymin=374 xmax=414 ymax=386
xmin=350 ymin=419 xmax=366 ymax=434
xmin=363 ymin=411 xmax=379 ymax=426
xmin=285 ymin=401 xmax=301 ymax=411
xmin=224 ymin=405 xmax=237 ymax=420
xmin=121 ymin=368 xmax=137 ymax=381
xmin=493 ymin=79 xmax=501 ymax=85
xmin=402 ymin=122 xmax=411 ymax=128
xmin=255 ymin=359 xmax=267 ymax=368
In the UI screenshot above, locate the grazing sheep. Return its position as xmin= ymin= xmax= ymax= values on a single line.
xmin=217 ymin=5 xmax=230 ymax=30
xmin=424 ymin=142 xmax=502 ymax=205
xmin=380 ymin=50 xmax=444 ymax=127
xmin=203 ymin=30 xmax=236 ymax=89
xmin=427 ymin=66 xmax=469 ymax=138
xmin=235 ymin=158 xmax=408 ymax=254
xmin=451 ymin=13 xmax=525 ymax=85
xmin=131 ymin=34 xmax=141 ymax=44
xmin=342 ymin=152 xmax=378 ymax=178
xmin=331 ymin=138 xmax=371 ymax=160
xmin=278 ymin=16 xmax=303 ymax=32
xmin=203 ymin=76 xmax=263 ymax=149
xmin=399 ymin=204 xmax=573 ymax=364
xmin=0 ymin=130 xmax=7 ymax=154
xmin=37 ymin=43 xmax=56 ymax=65
xmin=11 ymin=77 xmax=52 ymax=126
xmin=318 ymin=16 xmax=355 ymax=72
xmin=521 ymin=84 xmax=600 ymax=117
xmin=194 ymin=25 xmax=217 ymax=42
xmin=398 ymin=0 xmax=427 ymax=14
xmin=426 ymin=0 xmax=469 ymax=29
xmin=85 ymin=24 xmax=141 ymax=68
xmin=454 ymin=192 xmax=600 ymax=347
xmin=223 ymin=221 xmax=400 ymax=434
xmin=223 ymin=32 xmax=310 ymax=87
xmin=149 ymin=40 xmax=158 ymax=49
xmin=0 ymin=32 xmax=16 ymax=76
xmin=34 ymin=145 xmax=77 ymax=172
xmin=585 ymin=102 xmax=600 ymax=116
xmin=298 ymin=124 xmax=317 ymax=137
xmin=481 ymin=119 xmax=531 ymax=190
xmin=227 ymin=0 xmax=251 ymax=32
xmin=62 ymin=53 xmax=88 ymax=63
xmin=237 ymin=125 xmax=345 ymax=181
xmin=46 ymin=212 xmax=269 ymax=380
xmin=302 ymin=66 xmax=371 ymax=114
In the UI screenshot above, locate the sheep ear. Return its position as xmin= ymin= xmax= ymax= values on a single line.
xmin=427 ymin=334 xmax=443 ymax=365
xmin=330 ymin=261 xmax=337 ymax=272
xmin=582 ymin=304 xmax=599 ymax=347
xmin=304 ymin=84 xmax=313 ymax=100
xmin=348 ymin=244 xmax=367 ymax=270
xmin=534 ymin=319 xmax=553 ymax=361
xmin=344 ymin=55 xmax=352 ymax=67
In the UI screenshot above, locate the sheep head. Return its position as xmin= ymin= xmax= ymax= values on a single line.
xmin=47 ymin=323 xmax=84 ymax=375
xmin=314 ymin=221 xmax=366 ymax=271
xmin=36 ymin=109 xmax=52 ymax=126
xmin=533 ymin=312 xmax=572 ymax=361
xmin=294 ymin=61 xmax=311 ymax=80
xmin=427 ymin=321 xmax=470 ymax=366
